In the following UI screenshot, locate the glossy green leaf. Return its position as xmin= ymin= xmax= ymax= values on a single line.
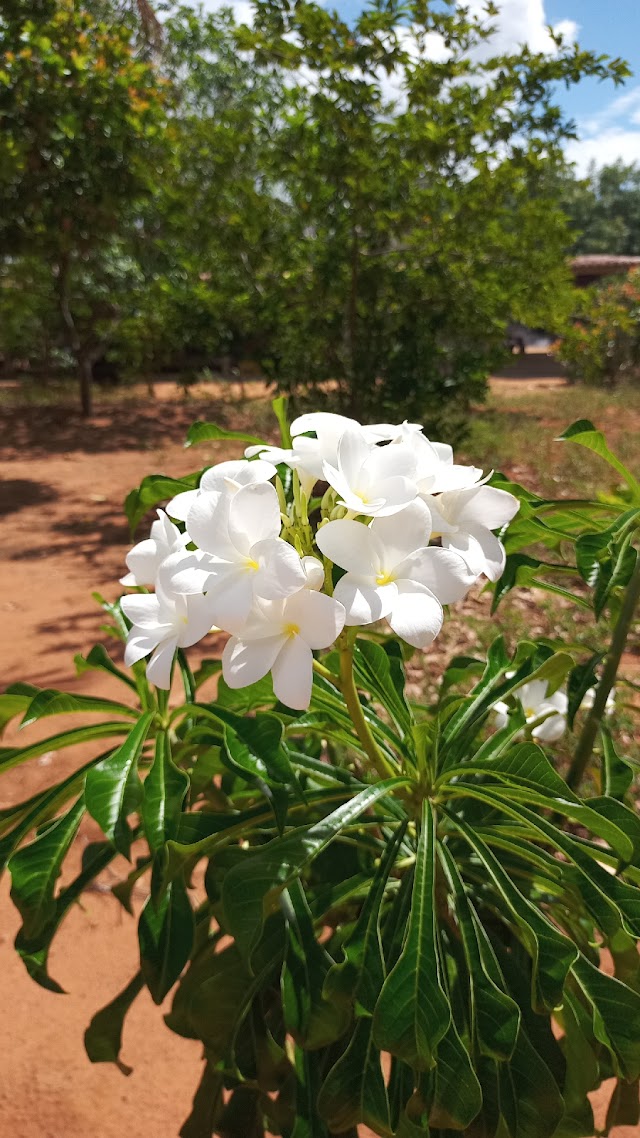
xmin=317 ymin=1016 xmax=392 ymax=1136
xmin=373 ymin=801 xmax=450 ymax=1069
xmin=166 ymin=940 xmax=254 ymax=1056
xmin=0 ymin=683 xmax=39 ymax=735
xmin=185 ymin=421 xmax=266 ymax=447
xmin=572 ymin=954 xmax=640 ymax=1081
xmin=449 ymin=814 xmax=577 ymax=1012
xmin=353 ymin=638 xmax=412 ymax=737
xmin=324 ymin=821 xmax=407 ymax=1015
xmin=21 ymin=688 xmax=137 ymax=728
xmin=84 ymin=972 xmax=144 ymax=1074
xmin=85 ymin=712 xmax=154 ymax=856
xmin=142 ymin=732 xmax=189 ymax=852
xmin=507 ymin=1023 xmax=565 ymax=1138
xmin=74 ymin=643 xmax=138 ymax=691
xmin=601 ymin=725 xmax=634 ymax=801
xmin=429 ymin=1020 xmax=483 ymax=1130
xmin=281 ymin=881 xmax=351 ymax=1049
xmin=124 ymin=471 xmax=203 ymax=533
xmin=440 ymin=845 xmax=520 ymax=1061
xmin=558 ymin=420 xmax=640 ymax=499
xmin=223 ymin=780 xmax=406 ymax=959
xmin=139 ymin=878 xmax=195 ymax=1004
xmin=0 ymin=721 xmax=130 ymax=775
xmin=9 ymin=797 xmax=85 ymax=941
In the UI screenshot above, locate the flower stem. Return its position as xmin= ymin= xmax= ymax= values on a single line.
xmin=567 ymin=546 xmax=640 ymax=791
xmin=338 ymin=632 xmax=397 ymax=781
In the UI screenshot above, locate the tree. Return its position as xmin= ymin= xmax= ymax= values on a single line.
xmin=559 ymin=161 xmax=640 ymax=256
xmin=0 ymin=0 xmax=167 ymax=413
xmin=236 ymin=0 xmax=628 ymax=432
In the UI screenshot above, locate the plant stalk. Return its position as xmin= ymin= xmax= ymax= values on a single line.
xmin=338 ymin=632 xmax=397 ymax=781
xmin=567 ymin=547 xmax=640 ymax=791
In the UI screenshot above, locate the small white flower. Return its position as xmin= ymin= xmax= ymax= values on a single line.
xmin=323 ymin=426 xmax=419 ymax=517
xmin=582 ymin=686 xmax=616 ymax=716
xmin=222 ymin=589 xmax=346 ymax=709
xmin=316 ymin=500 xmax=473 ymax=648
xmin=166 ymin=482 xmax=306 ymax=632
xmin=120 ymin=510 xmax=185 ymax=587
xmin=122 ymin=588 xmax=214 ymax=689
xmin=494 ymin=680 xmax=568 ymax=743
xmin=301 ymin=555 xmax=325 ymax=591
xmin=405 ymin=433 xmax=484 ymax=494
xmin=166 ymin=458 xmax=277 ymax=522
xmin=421 ymin=482 xmax=519 ymax=581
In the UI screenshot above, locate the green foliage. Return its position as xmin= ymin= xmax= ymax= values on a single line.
xmin=555 ymin=269 xmax=640 ymax=386
xmin=2 ymin=417 xmax=640 ymax=1137
xmin=558 ymin=161 xmax=640 ymax=256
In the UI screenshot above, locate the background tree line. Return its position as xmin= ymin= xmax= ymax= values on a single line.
xmin=0 ymin=0 xmax=632 ymax=426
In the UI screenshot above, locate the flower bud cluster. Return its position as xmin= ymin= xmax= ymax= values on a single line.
xmin=121 ymin=412 xmax=519 ymax=709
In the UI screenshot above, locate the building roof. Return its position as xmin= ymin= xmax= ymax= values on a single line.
xmin=571 ymin=255 xmax=640 ymax=275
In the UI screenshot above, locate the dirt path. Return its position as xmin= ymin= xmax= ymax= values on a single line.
xmin=0 ymin=382 xmax=636 ymax=1137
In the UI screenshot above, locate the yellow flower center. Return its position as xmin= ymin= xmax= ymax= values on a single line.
xmin=376 ymin=570 xmax=394 ymax=586
xmin=284 ymin=622 xmax=300 ymax=638
xmin=244 ymin=557 xmax=259 ymax=572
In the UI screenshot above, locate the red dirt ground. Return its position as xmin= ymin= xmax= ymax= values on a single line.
xmin=0 ymin=381 xmax=636 ymax=1137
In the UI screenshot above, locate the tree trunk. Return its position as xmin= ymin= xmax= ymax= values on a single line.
xmin=79 ymin=354 xmax=93 ymax=417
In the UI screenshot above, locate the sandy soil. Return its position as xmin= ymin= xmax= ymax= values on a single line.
xmin=0 ymin=380 xmax=636 ymax=1137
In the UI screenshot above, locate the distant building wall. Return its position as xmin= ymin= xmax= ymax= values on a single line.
xmin=571 ymin=255 xmax=640 ymax=289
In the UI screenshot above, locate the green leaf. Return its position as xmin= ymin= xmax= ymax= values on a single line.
xmin=324 ymin=821 xmax=407 ymax=1015
xmin=507 ymin=1023 xmax=565 ymax=1138
xmin=124 ymin=471 xmax=203 ymax=533
xmin=429 ymin=1020 xmax=483 ymax=1131
xmin=185 ymin=421 xmax=267 ymax=448
xmin=138 ymin=878 xmax=195 ymax=1004
xmin=572 ymin=954 xmax=640 ymax=1080
xmin=353 ymin=638 xmax=413 ymax=737
xmin=85 ymin=712 xmax=154 ymax=856
xmin=448 ymin=814 xmax=577 ymax=1012
xmin=222 ymin=780 xmax=406 ymax=959
xmin=0 ymin=721 xmax=130 ymax=774
xmin=9 ymin=797 xmax=85 ymax=941
xmin=558 ymin=420 xmax=640 ymax=499
xmin=21 ymin=688 xmax=137 ymax=727
xmin=75 ymin=643 xmax=138 ymax=691
xmin=142 ymin=732 xmax=189 ymax=852
xmin=567 ymin=655 xmax=603 ymax=730
xmin=317 ymin=1016 xmax=392 ymax=1136
xmin=0 ymin=683 xmax=39 ymax=735
xmin=84 ymin=972 xmax=144 ymax=1074
xmin=372 ymin=801 xmax=450 ymax=1069
xmin=166 ymin=941 xmax=254 ymax=1055
xmin=281 ymin=881 xmax=352 ymax=1049
xmin=440 ymin=845 xmax=520 ymax=1061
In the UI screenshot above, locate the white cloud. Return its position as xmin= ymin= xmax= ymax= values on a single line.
xmin=460 ymin=1 xmax=578 ymax=55
xmin=568 ymin=86 xmax=640 ymax=173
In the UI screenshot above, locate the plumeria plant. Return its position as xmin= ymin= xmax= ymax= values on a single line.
xmin=2 ymin=402 xmax=640 ymax=1138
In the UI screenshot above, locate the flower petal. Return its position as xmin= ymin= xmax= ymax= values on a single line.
xmin=186 ymin=490 xmax=234 ymax=557
xmin=444 ymin=525 xmax=506 ymax=581
xmin=252 ymin=538 xmax=306 ymax=599
xmin=398 ymin=547 xmax=475 ymax=603
xmin=453 ymin=485 xmax=520 ymax=530
xmin=166 ymin=489 xmax=198 ymax=522
xmin=146 ymin=638 xmax=177 ymax=689
xmin=316 ymin=519 xmax=383 ymax=576
xmin=285 ymin=589 xmax=346 ymax=649
xmin=366 ymin=476 xmax=417 ymax=517
xmin=124 ymin=631 xmax=162 ymax=666
xmin=336 ymin=426 xmax=372 ymax=484
xmin=369 ymin=499 xmax=432 ymax=569
xmin=120 ymin=593 xmax=162 ymax=629
xmin=206 ymin=573 xmax=255 ymax=634
xmin=222 ymin=633 xmax=284 ymax=689
xmin=271 ymin=635 xmax=313 ymax=710
xmin=177 ymin=593 xmax=217 ymax=648
xmin=333 ymin=576 xmax=395 ymax=625
xmin=387 ymin=582 xmax=443 ymax=648
xmin=227 ymin=482 xmax=281 ymax=551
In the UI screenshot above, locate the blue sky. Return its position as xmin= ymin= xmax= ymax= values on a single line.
xmin=202 ymin=0 xmax=640 ymax=172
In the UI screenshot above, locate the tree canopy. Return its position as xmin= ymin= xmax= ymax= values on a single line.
xmin=0 ymin=0 xmax=631 ymax=423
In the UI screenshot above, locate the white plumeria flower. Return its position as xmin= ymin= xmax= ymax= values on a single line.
xmin=323 ymin=426 xmax=419 ymax=517
xmin=122 ymin=588 xmax=214 ymax=689
xmin=222 ymin=589 xmax=346 ymax=710
xmin=167 ymin=482 xmax=306 ymax=633
xmin=316 ymin=500 xmax=473 ymax=648
xmin=582 ymin=686 xmax=616 ymax=716
xmin=493 ymin=680 xmax=568 ymax=743
xmin=421 ymin=482 xmax=519 ymax=581
xmin=166 ymin=458 xmax=277 ymax=522
xmin=301 ymin=555 xmax=325 ymax=591
xmin=246 ymin=413 xmax=361 ymax=497
xmin=120 ymin=510 xmax=185 ymax=586
xmin=404 ymin=432 xmax=483 ymax=494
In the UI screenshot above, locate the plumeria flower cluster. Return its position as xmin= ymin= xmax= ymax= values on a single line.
xmin=121 ymin=412 xmax=519 ymax=709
